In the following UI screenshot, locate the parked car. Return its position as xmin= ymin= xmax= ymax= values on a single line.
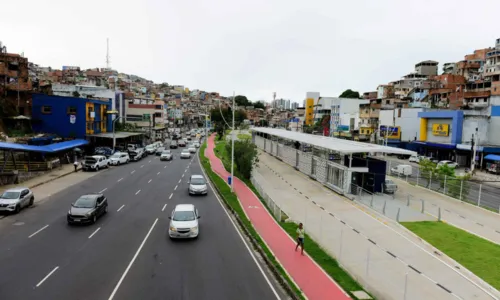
xmin=180 ymin=149 xmax=191 ymax=159
xmin=0 ymin=188 xmax=34 ymax=214
xmin=160 ymin=150 xmax=173 ymax=161
xmin=408 ymin=155 xmax=420 ymax=163
xmin=109 ymin=152 xmax=130 ymax=165
xmin=437 ymin=160 xmax=458 ymax=169
xmin=188 ymin=175 xmax=208 ymax=195
xmin=67 ymin=193 xmax=108 ymax=225
xmin=383 ymin=179 xmax=398 ymax=194
xmin=390 ymin=164 xmax=412 ymax=176
xmin=145 ymin=145 xmax=156 ymax=155
xmin=168 ymin=204 xmax=200 ymax=239
xmin=82 ymin=155 xmax=109 ymax=171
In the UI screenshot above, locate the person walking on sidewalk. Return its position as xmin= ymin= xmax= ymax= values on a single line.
xmin=73 ymin=160 xmax=79 ymax=172
xmin=295 ymin=223 xmax=305 ymax=255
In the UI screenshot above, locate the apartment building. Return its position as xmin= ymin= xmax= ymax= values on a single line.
xmin=125 ymin=97 xmax=156 ymax=128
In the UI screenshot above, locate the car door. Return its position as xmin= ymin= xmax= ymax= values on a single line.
xmin=96 ymin=196 xmax=105 ymax=216
xmin=20 ymin=190 xmax=29 ymax=207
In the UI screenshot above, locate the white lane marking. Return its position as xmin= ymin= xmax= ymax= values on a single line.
xmin=88 ymin=227 xmax=101 ymax=239
xmin=169 ymin=193 xmax=173 ymax=199
xmin=162 ymin=204 xmax=167 ymax=211
xmin=141 ymin=165 xmax=144 ymax=168
xmin=131 ymin=170 xmax=135 ymax=174
xmin=117 ymin=178 xmax=123 ymax=182
xmin=28 ymin=225 xmax=49 ymax=238
xmin=117 ymin=205 xmax=125 ymax=212
xmin=182 ymin=174 xmax=184 ymax=178
xmin=135 ymin=190 xmax=141 ymax=195
xmin=174 ymin=185 xmax=178 ymax=190
xmin=184 ymin=169 xmax=187 ymax=173
xmin=36 ymin=266 xmax=59 ymax=288
xmin=99 ymin=188 xmax=107 ymax=193
xmin=178 ymin=179 xmax=181 ymax=184
xmin=149 ymin=160 xmax=151 ymax=163
xmin=157 ymin=172 xmax=160 ymax=175
xmin=164 ymin=165 xmax=167 ymax=168
xmin=148 ymin=179 xmax=152 ymax=183
xmin=108 ymin=218 xmax=158 ymax=300
xmin=198 ymin=160 xmax=281 ymax=299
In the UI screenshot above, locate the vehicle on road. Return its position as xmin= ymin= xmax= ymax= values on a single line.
xmin=180 ymin=149 xmax=191 ymax=159
xmin=129 ymin=147 xmax=145 ymax=161
xmin=160 ymin=150 xmax=173 ymax=161
xmin=82 ymin=155 xmax=109 ymax=171
xmin=109 ymin=152 xmax=130 ymax=165
xmin=408 ymin=154 xmax=420 ymax=163
xmin=0 ymin=188 xmax=34 ymax=214
xmin=67 ymin=193 xmax=108 ymax=225
xmin=168 ymin=204 xmax=200 ymax=239
xmin=193 ymin=141 xmax=200 ymax=148
xmin=390 ymin=164 xmax=412 ymax=176
xmin=145 ymin=144 xmax=156 ymax=155
xmin=383 ymin=179 xmax=398 ymax=194
xmin=188 ymin=175 xmax=208 ymax=195
xmin=188 ymin=145 xmax=196 ymax=153
xmin=178 ymin=140 xmax=186 ymax=147
xmin=156 ymin=147 xmax=165 ymax=156
xmin=170 ymin=141 xmax=178 ymax=149
xmin=437 ymin=160 xmax=458 ymax=169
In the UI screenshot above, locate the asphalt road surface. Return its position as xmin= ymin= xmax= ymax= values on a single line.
xmin=0 ymin=141 xmax=283 ymax=300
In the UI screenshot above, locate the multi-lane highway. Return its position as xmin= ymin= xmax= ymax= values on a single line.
xmin=0 ymin=140 xmax=284 ymax=300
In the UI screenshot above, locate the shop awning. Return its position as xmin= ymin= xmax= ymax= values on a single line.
xmin=484 ymin=154 xmax=500 ymax=161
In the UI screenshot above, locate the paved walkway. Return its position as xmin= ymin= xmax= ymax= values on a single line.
xmin=253 ymin=150 xmax=498 ymax=300
xmin=205 ymin=135 xmax=350 ymax=300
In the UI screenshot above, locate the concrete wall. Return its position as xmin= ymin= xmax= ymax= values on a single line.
xmin=380 ymin=108 xmax=422 ymax=141
xmin=462 ymin=117 xmax=488 ymax=145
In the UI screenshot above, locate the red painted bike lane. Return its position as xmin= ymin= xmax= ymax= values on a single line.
xmin=205 ymin=135 xmax=350 ymax=300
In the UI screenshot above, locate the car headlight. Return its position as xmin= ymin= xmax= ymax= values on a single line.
xmin=85 ymin=212 xmax=92 ymax=217
xmin=68 ymin=210 xmax=71 ymax=215
xmin=169 ymin=226 xmax=177 ymax=232
xmin=8 ymin=203 xmax=16 ymax=207
xmin=191 ymin=226 xmax=198 ymax=232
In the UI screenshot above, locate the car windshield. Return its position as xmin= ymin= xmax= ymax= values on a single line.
xmin=111 ymin=153 xmax=121 ymax=158
xmin=162 ymin=150 xmax=171 ymax=155
xmin=386 ymin=180 xmax=395 ymax=185
xmin=73 ymin=195 xmax=97 ymax=208
xmin=173 ymin=210 xmax=196 ymax=221
xmin=85 ymin=158 xmax=97 ymax=163
xmin=191 ymin=177 xmax=205 ymax=185
xmin=0 ymin=191 xmax=20 ymax=199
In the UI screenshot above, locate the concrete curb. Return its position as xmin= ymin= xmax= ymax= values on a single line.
xmin=199 ymin=147 xmax=302 ymax=300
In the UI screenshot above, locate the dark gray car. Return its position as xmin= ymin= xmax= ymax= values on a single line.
xmin=67 ymin=194 xmax=108 ymax=225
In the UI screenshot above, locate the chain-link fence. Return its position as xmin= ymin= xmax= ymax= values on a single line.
xmin=386 ymin=160 xmax=500 ymax=212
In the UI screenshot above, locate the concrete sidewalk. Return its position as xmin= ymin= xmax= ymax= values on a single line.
xmin=253 ymin=150 xmax=498 ymax=300
xmin=392 ymin=176 xmax=500 ymax=246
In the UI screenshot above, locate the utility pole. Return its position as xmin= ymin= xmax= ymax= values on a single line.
xmin=231 ymin=91 xmax=235 ymax=192
xmin=471 ymin=127 xmax=479 ymax=173
xmin=112 ymin=116 xmax=122 ymax=152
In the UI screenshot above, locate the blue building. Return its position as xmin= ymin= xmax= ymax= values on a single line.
xmin=32 ymin=94 xmax=113 ymax=139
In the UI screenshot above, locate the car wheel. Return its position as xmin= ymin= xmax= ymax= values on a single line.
xmin=29 ymin=197 xmax=34 ymax=206
xmin=96 ymin=166 xmax=99 ymax=171
xmin=126 ymin=160 xmax=129 ymax=164
xmin=14 ymin=205 xmax=20 ymax=214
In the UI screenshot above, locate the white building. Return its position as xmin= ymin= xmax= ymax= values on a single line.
xmin=328 ymin=98 xmax=369 ymax=134
xmin=379 ymin=108 xmax=423 ymax=142
xmin=272 ymin=98 xmax=291 ymax=110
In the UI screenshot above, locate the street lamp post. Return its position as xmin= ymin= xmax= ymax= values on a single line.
xmin=231 ymin=91 xmax=235 ymax=192
xmin=112 ymin=116 xmax=122 ymax=152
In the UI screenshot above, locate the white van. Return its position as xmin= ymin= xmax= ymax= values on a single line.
xmin=390 ymin=164 xmax=412 ymax=177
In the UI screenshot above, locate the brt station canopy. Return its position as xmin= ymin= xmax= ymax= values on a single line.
xmin=251 ymin=128 xmax=416 ymax=195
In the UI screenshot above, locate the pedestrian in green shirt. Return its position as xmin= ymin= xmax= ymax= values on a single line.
xmin=295 ymin=223 xmax=305 ymax=255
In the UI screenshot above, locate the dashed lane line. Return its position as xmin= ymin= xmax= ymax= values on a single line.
xmin=88 ymin=227 xmax=101 ymax=239
xmin=28 ymin=225 xmax=49 ymax=238
xmin=99 ymin=188 xmax=107 ymax=193
xmin=117 ymin=205 xmax=125 ymax=212
xmin=148 ymin=179 xmax=152 ymax=183
xmin=117 ymin=178 xmax=123 ymax=182
xmin=135 ymin=190 xmax=141 ymax=195
xmin=35 ymin=266 xmax=59 ymax=288
xmin=162 ymin=204 xmax=168 ymax=212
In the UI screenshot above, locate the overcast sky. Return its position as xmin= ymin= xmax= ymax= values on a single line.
xmin=2 ymin=0 xmax=499 ymax=103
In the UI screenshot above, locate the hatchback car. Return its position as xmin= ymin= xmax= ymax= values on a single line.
xmin=160 ymin=150 xmax=173 ymax=161
xmin=0 ymin=188 xmax=34 ymax=214
xmin=109 ymin=152 xmax=130 ymax=165
xmin=168 ymin=204 xmax=200 ymax=239
xmin=67 ymin=193 xmax=108 ymax=225
xmin=156 ymin=147 xmax=165 ymax=156
xmin=181 ymin=149 xmax=191 ymax=159
xmin=188 ymin=175 xmax=208 ymax=195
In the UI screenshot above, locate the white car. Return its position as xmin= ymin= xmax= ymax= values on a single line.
xmin=0 ymin=188 xmax=34 ymax=214
xmin=160 ymin=150 xmax=173 ymax=161
xmin=193 ymin=141 xmax=200 ymax=148
xmin=180 ymin=149 xmax=191 ymax=159
xmin=408 ymin=155 xmax=420 ymax=163
xmin=82 ymin=155 xmax=109 ymax=171
xmin=188 ymin=145 xmax=196 ymax=153
xmin=168 ymin=204 xmax=200 ymax=239
xmin=145 ymin=145 xmax=156 ymax=155
xmin=109 ymin=152 xmax=130 ymax=165
xmin=188 ymin=174 xmax=208 ymax=195
xmin=437 ymin=160 xmax=458 ymax=169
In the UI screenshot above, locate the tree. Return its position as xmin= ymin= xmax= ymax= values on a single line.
xmin=339 ymin=89 xmax=361 ymax=99
xmin=226 ymin=140 xmax=258 ymax=179
xmin=235 ymin=95 xmax=251 ymax=107
xmin=253 ymin=101 xmax=265 ymax=109
xmin=215 ymin=124 xmax=225 ymax=140
xmin=159 ymin=82 xmax=169 ymax=89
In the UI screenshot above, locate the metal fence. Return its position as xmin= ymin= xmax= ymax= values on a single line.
xmin=251 ymin=176 xmax=284 ymax=221
xmin=386 ymin=160 xmax=500 ymax=212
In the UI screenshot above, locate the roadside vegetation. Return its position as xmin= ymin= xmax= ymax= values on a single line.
xmin=418 ymin=159 xmax=471 ymax=200
xmin=199 ymin=142 xmax=305 ymax=299
xmin=402 ymin=221 xmax=500 ymax=290
xmin=210 ymin=135 xmax=370 ymax=300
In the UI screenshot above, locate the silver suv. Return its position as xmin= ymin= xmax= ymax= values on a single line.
xmin=0 ymin=188 xmax=34 ymax=213
xmin=188 ymin=175 xmax=208 ymax=195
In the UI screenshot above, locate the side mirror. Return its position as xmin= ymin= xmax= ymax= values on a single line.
xmin=197 ymin=215 xmax=201 ymax=219
xmin=71 ymin=202 xmax=75 ymax=207
xmin=168 ymin=216 xmax=171 ymax=219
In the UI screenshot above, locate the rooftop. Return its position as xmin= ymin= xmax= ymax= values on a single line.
xmin=252 ymin=128 xmax=416 ymax=155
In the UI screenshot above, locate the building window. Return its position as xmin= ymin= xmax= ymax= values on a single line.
xmin=42 ymin=106 xmax=52 ymax=114
xmin=154 ymin=112 xmax=162 ymax=118
xmin=67 ymin=106 xmax=77 ymax=114
xmin=88 ymin=107 xmax=94 ymax=119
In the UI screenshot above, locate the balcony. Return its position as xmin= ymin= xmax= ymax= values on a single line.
xmin=465 ymin=99 xmax=489 ymax=109
xmin=463 ymin=91 xmax=491 ymax=99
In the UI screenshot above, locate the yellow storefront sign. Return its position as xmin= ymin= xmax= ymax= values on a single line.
xmin=305 ymin=98 xmax=314 ymax=126
xmin=432 ymin=124 xmax=449 ymax=136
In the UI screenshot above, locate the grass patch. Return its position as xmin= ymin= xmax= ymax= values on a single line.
xmin=210 ymin=138 xmax=370 ymax=300
xmin=237 ymin=133 xmax=251 ymax=140
xmin=401 ymin=221 xmax=500 ymax=289
xmin=199 ymin=142 xmax=305 ymax=299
